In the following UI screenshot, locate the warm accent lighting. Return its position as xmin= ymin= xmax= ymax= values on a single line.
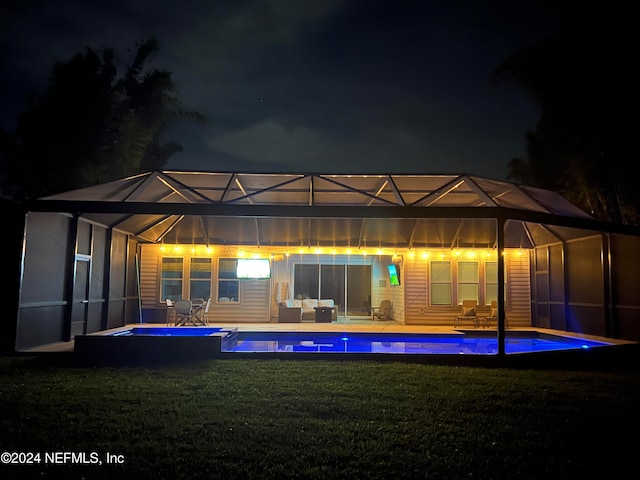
xmin=156 ymin=245 xmax=508 ymax=260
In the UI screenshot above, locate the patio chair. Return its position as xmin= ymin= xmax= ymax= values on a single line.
xmin=173 ymin=300 xmax=194 ymax=326
xmin=483 ymin=300 xmax=508 ymax=328
xmin=195 ymin=298 xmax=211 ymax=325
xmin=372 ymin=299 xmax=392 ymax=321
xmin=165 ymin=298 xmax=174 ymax=325
xmin=454 ymin=300 xmax=478 ymax=328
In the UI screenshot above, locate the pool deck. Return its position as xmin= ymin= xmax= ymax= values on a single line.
xmin=21 ymin=320 xmax=635 ymax=355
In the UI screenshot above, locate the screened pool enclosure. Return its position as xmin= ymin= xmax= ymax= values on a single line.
xmin=13 ymin=171 xmax=640 ymax=353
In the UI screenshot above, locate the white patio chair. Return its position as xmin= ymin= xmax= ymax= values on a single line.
xmin=194 ymin=298 xmax=211 ymax=325
xmin=165 ymin=298 xmax=174 ymax=325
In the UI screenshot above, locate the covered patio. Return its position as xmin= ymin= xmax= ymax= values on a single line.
xmin=13 ymin=171 xmax=640 ymax=354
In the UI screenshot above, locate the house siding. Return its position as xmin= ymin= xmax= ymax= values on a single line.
xmin=403 ymin=253 xmax=531 ymax=326
xmin=140 ymin=245 xmax=270 ymax=323
xmin=140 ymin=245 xmax=530 ymax=326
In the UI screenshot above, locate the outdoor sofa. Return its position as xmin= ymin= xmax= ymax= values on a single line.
xmin=278 ymin=299 xmax=338 ymax=322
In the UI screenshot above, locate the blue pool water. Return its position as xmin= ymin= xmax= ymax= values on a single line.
xmin=110 ymin=327 xmax=225 ymax=337
xmin=224 ymin=332 xmax=610 ymax=355
xmin=104 ymin=328 xmax=612 ymax=355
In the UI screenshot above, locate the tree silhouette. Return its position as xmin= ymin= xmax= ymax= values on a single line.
xmin=492 ymin=5 xmax=638 ymax=225
xmin=0 ymin=38 xmax=206 ymax=200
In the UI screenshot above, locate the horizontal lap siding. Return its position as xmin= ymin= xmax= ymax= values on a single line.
xmin=140 ymin=246 xmax=159 ymax=307
xmin=404 ymin=261 xmax=430 ymax=322
xmin=140 ymin=245 xmax=271 ymax=322
xmin=213 ymin=280 xmax=270 ymax=322
xmin=506 ymin=255 xmax=532 ymax=327
xmin=139 ymin=245 xmax=531 ymax=326
xmin=404 ymin=255 xmax=531 ymax=326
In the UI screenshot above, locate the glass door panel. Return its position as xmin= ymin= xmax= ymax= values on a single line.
xmin=294 ymin=264 xmax=319 ymax=299
xmin=346 ymin=265 xmax=371 ymax=316
xmin=321 ymin=265 xmax=345 ymax=315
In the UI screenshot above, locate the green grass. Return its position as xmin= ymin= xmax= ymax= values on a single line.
xmin=1 ymin=355 xmax=639 ymax=479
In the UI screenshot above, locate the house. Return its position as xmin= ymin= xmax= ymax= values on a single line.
xmin=12 ymin=171 xmax=640 ymax=352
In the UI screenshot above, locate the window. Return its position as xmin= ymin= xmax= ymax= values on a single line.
xmin=458 ymin=261 xmax=479 ymax=304
xmin=190 ymin=258 xmax=212 ymax=300
xmin=484 ymin=262 xmax=507 ymax=306
xmin=161 ymin=257 xmax=183 ymax=301
xmin=485 ymin=261 xmax=497 ymax=306
xmin=430 ymin=261 xmax=452 ymax=305
xmin=217 ymin=258 xmax=239 ymax=303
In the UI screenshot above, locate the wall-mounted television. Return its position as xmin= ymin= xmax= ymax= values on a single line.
xmin=236 ymin=258 xmax=271 ymax=279
xmin=387 ymin=263 xmax=400 ymax=287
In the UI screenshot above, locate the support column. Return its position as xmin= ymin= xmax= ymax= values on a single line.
xmin=496 ymin=215 xmax=506 ymax=356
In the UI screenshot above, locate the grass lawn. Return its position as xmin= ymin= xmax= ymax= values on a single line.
xmin=1 ymin=353 xmax=639 ymax=479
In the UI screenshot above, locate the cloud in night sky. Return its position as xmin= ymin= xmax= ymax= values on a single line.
xmin=0 ymin=0 xmax=583 ymax=179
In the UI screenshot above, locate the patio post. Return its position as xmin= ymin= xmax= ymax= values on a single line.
xmin=496 ymin=214 xmax=506 ymax=356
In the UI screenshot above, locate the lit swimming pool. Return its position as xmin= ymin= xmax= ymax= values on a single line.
xmin=223 ymin=331 xmax=610 ymax=355
xmin=109 ymin=327 xmax=226 ymax=337
xmin=76 ymin=327 xmax=615 ymax=363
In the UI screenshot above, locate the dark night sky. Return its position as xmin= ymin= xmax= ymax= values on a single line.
xmin=0 ymin=0 xmax=587 ymax=180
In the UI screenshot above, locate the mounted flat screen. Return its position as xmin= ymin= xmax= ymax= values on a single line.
xmin=236 ymin=258 xmax=271 ymax=279
xmin=388 ymin=263 xmax=400 ymax=287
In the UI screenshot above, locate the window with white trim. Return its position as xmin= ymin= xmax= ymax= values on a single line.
xmin=161 ymin=257 xmax=183 ymax=302
xmin=430 ymin=261 xmax=452 ymax=305
xmin=457 ymin=261 xmax=479 ymax=304
xmin=190 ymin=258 xmax=212 ymax=300
xmin=217 ymin=258 xmax=240 ymax=303
xmin=485 ymin=261 xmax=497 ymax=306
xmin=484 ymin=262 xmax=507 ymax=306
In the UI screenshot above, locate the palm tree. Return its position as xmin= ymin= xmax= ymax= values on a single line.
xmin=0 ymin=38 xmax=206 ymax=200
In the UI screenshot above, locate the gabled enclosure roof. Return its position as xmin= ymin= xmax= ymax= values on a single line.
xmin=33 ymin=170 xmax=633 ymax=249
xmin=45 ymin=171 xmax=590 ymax=215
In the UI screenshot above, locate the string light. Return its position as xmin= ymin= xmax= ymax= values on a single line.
xmin=156 ymin=244 xmax=512 ymax=260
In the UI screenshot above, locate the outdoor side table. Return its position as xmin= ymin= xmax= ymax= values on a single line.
xmin=314 ymin=306 xmax=332 ymax=323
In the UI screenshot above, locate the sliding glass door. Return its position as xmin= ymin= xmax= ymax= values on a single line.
xmin=294 ymin=264 xmax=319 ymax=299
xmin=346 ymin=265 xmax=371 ymax=316
xmin=293 ymin=263 xmax=370 ymax=318
xmin=321 ymin=265 xmax=345 ymax=309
